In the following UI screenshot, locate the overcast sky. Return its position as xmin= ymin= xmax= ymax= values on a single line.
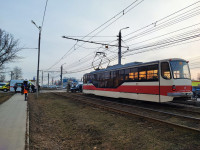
xmin=1 ymin=0 xmax=200 ymax=84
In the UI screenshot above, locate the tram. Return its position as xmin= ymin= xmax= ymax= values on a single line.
xmin=83 ymin=58 xmax=192 ymax=102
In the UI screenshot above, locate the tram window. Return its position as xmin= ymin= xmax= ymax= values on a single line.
xmin=139 ymin=67 xmax=147 ymax=81
xmin=93 ymin=74 xmax=98 ymax=87
xmin=105 ymin=72 xmax=110 ymax=79
xmin=170 ymin=61 xmax=190 ymax=79
xmin=161 ymin=62 xmax=171 ymax=79
xmin=83 ymin=75 xmax=86 ymax=83
xmin=147 ymin=65 xmax=158 ymax=81
xmin=104 ymin=72 xmax=110 ymax=88
xmin=94 ymin=74 xmax=97 ymax=80
xmin=173 ymin=71 xmax=180 ymax=78
xmin=119 ymin=70 xmax=125 ymax=81
xmin=113 ymin=70 xmax=119 ymax=88
xmin=125 ymin=69 xmax=130 ymax=80
xmin=129 ymin=68 xmax=138 ymax=81
xmin=87 ymin=75 xmax=91 ymax=83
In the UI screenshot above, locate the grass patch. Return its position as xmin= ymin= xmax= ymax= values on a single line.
xmin=28 ymin=93 xmax=200 ymax=149
xmin=0 ymin=92 xmax=14 ymax=104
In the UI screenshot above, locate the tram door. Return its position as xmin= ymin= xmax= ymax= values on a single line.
xmin=160 ymin=62 xmax=172 ymax=102
xmin=138 ymin=64 xmax=160 ymax=102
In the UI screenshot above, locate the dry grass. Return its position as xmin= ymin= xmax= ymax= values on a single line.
xmin=28 ymin=93 xmax=200 ymax=150
xmin=0 ymin=92 xmax=14 ymax=104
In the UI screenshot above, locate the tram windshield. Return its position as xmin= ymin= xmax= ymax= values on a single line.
xmin=170 ymin=61 xmax=191 ymax=79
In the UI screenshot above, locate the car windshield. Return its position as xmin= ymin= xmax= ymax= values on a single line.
xmin=0 ymin=84 xmax=6 ymax=86
xmin=170 ymin=60 xmax=190 ymax=79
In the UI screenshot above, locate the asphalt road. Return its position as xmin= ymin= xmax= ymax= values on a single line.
xmin=0 ymin=94 xmax=27 ymax=150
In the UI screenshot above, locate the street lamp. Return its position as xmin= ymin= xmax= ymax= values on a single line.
xmin=118 ymin=27 xmax=129 ymax=65
xmin=31 ymin=20 xmax=41 ymax=98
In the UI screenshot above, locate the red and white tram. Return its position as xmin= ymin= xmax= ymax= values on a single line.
xmin=83 ymin=58 xmax=192 ymax=102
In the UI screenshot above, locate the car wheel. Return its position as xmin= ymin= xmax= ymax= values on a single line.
xmin=4 ymin=89 xmax=7 ymax=92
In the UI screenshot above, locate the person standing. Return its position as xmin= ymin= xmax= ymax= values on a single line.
xmin=24 ymin=84 xmax=29 ymax=101
xmin=21 ymin=84 xmax=24 ymax=95
xmin=14 ymin=83 xmax=18 ymax=93
xmin=31 ymin=84 xmax=35 ymax=93
xmin=67 ymin=82 xmax=71 ymax=92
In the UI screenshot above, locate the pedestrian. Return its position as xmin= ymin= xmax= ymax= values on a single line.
xmin=31 ymin=84 xmax=35 ymax=93
xmin=67 ymin=82 xmax=71 ymax=92
xmin=21 ymin=84 xmax=24 ymax=95
xmin=14 ymin=83 xmax=18 ymax=93
xmin=24 ymin=84 xmax=28 ymax=101
xmin=38 ymin=85 xmax=40 ymax=91
xmin=22 ymin=81 xmax=29 ymax=101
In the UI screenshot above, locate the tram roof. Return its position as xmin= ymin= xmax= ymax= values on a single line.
xmin=87 ymin=58 xmax=186 ymax=75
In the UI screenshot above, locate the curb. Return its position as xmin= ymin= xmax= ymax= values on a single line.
xmin=25 ymin=100 xmax=29 ymax=150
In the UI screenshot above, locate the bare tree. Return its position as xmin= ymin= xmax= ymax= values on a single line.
xmin=12 ymin=66 xmax=23 ymax=80
xmin=0 ymin=29 xmax=21 ymax=68
xmin=0 ymin=74 xmax=5 ymax=82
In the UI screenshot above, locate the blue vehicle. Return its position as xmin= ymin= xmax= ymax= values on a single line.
xmin=192 ymin=87 xmax=200 ymax=98
xmin=70 ymin=82 xmax=83 ymax=92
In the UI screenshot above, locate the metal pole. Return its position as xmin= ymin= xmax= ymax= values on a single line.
xmin=36 ymin=28 xmax=41 ymax=98
xmin=48 ymin=73 xmax=49 ymax=87
xmin=42 ymin=70 xmax=43 ymax=86
xmin=118 ymin=27 xmax=129 ymax=65
xmin=61 ymin=65 xmax=63 ymax=88
xmin=11 ymin=71 xmax=14 ymax=80
xmin=118 ymin=30 xmax=122 ymax=65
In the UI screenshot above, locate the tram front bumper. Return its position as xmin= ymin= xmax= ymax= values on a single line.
xmin=167 ymin=92 xmax=193 ymax=97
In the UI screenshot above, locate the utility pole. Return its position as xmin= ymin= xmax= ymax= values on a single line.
xmin=48 ymin=73 xmax=49 ymax=87
xmin=10 ymin=71 xmax=14 ymax=80
xmin=42 ymin=71 xmax=43 ymax=86
xmin=32 ymin=20 xmax=41 ymax=98
xmin=36 ymin=29 xmax=41 ymax=98
xmin=118 ymin=31 xmax=122 ymax=65
xmin=118 ymin=27 xmax=129 ymax=65
xmin=61 ymin=65 xmax=63 ymax=87
xmin=60 ymin=63 xmax=65 ymax=88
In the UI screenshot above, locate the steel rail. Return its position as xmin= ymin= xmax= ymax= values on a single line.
xmin=74 ymin=94 xmax=200 ymax=120
xmin=53 ymin=93 xmax=200 ymax=133
xmin=169 ymin=101 xmax=200 ymax=107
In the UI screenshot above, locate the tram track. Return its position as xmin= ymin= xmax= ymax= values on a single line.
xmin=53 ymin=92 xmax=200 ymax=133
xmin=169 ymin=100 xmax=200 ymax=107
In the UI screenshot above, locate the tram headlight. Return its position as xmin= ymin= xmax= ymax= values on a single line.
xmin=172 ymin=85 xmax=176 ymax=91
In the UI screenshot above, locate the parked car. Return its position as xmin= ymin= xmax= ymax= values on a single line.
xmin=49 ymin=85 xmax=57 ymax=88
xmin=2 ymin=83 xmax=10 ymax=92
xmin=70 ymin=82 xmax=83 ymax=92
xmin=0 ymin=82 xmax=7 ymax=91
xmin=193 ymin=87 xmax=200 ymax=98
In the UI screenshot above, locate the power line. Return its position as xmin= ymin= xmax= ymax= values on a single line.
xmin=62 ymin=36 xmax=128 ymax=48
xmin=124 ymin=7 xmax=200 ymax=42
xmin=65 ymin=33 xmax=200 ymax=74
xmin=50 ymin=1 xmax=200 ymax=75
xmin=45 ymin=0 xmax=144 ymax=71
xmin=41 ymin=0 xmax=49 ymax=29
xmin=64 ymin=27 xmax=200 ymax=74
xmin=127 ymin=22 xmax=200 ymax=47
xmin=65 ymin=36 xmax=116 ymax=37
xmin=60 ymin=1 xmax=200 ymax=72
xmin=124 ymin=0 xmax=200 ymax=38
